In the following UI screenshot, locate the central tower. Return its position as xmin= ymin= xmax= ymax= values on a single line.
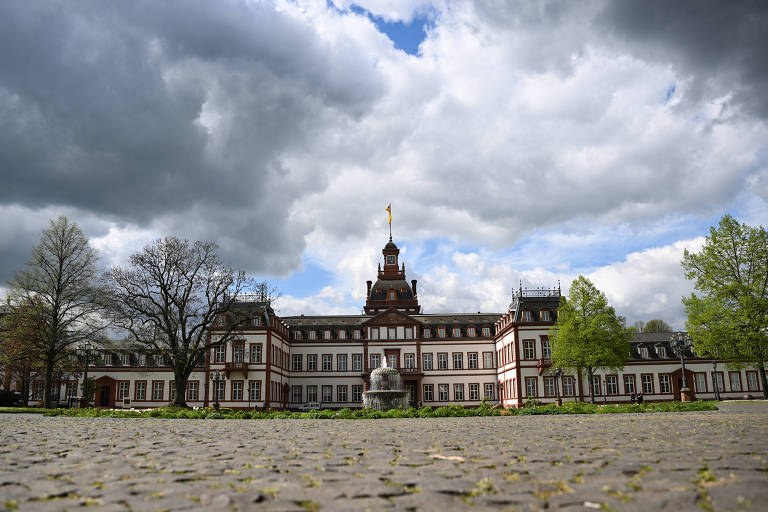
xmin=364 ymin=238 xmax=420 ymax=314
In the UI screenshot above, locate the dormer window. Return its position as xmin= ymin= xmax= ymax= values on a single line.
xmin=294 ymin=330 xmax=302 ymax=340
xmin=324 ymin=330 xmax=331 ymax=340
xmin=338 ymin=330 xmax=346 ymax=340
xmin=253 ymin=316 xmax=261 ymax=327
xmin=423 ymin=328 xmax=431 ymax=338
xmin=522 ymin=310 xmax=532 ymax=322
xmin=309 ymin=330 xmax=317 ymax=341
xmin=541 ymin=310 xmax=550 ymax=322
xmin=438 ymin=328 xmax=446 ymax=338
xmin=657 ymin=346 xmax=666 ymax=358
xmin=388 ymin=289 xmax=396 ymax=301
xmin=640 ymin=346 xmax=648 ymax=359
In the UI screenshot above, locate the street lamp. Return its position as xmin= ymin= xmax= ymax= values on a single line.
xmin=78 ymin=341 xmax=92 ymax=407
xmin=670 ymin=332 xmax=692 ymax=401
xmin=210 ymin=371 xmax=225 ymax=410
xmin=553 ymin=366 xmax=563 ymax=406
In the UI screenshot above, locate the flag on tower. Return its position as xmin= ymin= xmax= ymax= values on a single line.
xmin=386 ymin=204 xmax=391 ymax=225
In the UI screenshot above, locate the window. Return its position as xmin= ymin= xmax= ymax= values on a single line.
xmin=468 ymin=353 xmax=478 ymax=369
xmin=624 ymin=375 xmax=636 ymax=394
xmin=729 ymin=371 xmax=741 ymax=392
xmin=525 ymin=377 xmax=537 ymax=398
xmin=371 ymin=354 xmax=380 ymax=368
xmin=371 ymin=327 xmax=379 ymax=339
xmin=167 ymin=381 xmax=176 ymax=402
xmin=309 ymin=331 xmax=316 ymax=340
xmin=423 ymin=353 xmax=433 ymax=370
xmin=541 ymin=310 xmax=550 ymax=322
xmin=337 ymin=385 xmax=347 ymax=402
xmin=541 ymin=339 xmax=551 ymax=359
xmin=657 ymin=346 xmax=667 ymax=358
xmin=215 ymin=345 xmax=225 ymax=363
xmin=338 ymin=330 xmax=346 ymax=340
xmin=423 ymin=328 xmax=431 ymax=339
xmin=291 ymin=354 xmax=302 ymax=371
xmin=307 ymin=385 xmax=317 ymax=402
xmin=253 ymin=316 xmax=261 ymax=327
xmin=188 ymin=381 xmax=199 ymax=401
xmin=248 ymin=381 xmax=260 ymax=401
xmin=483 ymin=352 xmax=494 ymax=369
xmin=324 ymin=330 xmax=331 ymax=340
xmin=606 ymin=375 xmax=618 ymax=395
xmin=388 ymin=327 xmax=396 ymax=339
xmin=321 ymin=385 xmax=332 ymax=402
xmin=639 ymin=346 xmax=649 ymax=359
xmin=482 ymin=327 xmax=491 ymax=337
xmin=322 ymin=354 xmax=332 ymax=372
xmin=104 ymin=353 xmax=113 ymax=366
xmin=66 ymin=382 xmax=77 ymax=398
xmin=438 ymin=384 xmax=449 ymax=401
xmin=352 ymin=354 xmax=362 ymax=371
xmin=423 ymin=384 xmax=434 ymax=401
xmin=405 ymin=353 xmax=415 ymax=368
xmin=388 ymin=290 xmax=395 ymax=301
xmin=695 ymin=373 xmax=707 ymax=393
xmin=544 ymin=377 xmax=556 ymax=397
xmin=294 ymin=330 xmax=302 ymax=340
xmin=437 ymin=353 xmax=448 ymax=370
xmin=746 ymin=371 xmax=759 ymax=391
xmin=216 ymin=316 xmax=224 ymax=327
xmin=387 ymin=354 xmax=397 ymax=368
xmin=641 ymin=374 xmax=654 ymax=394
xmin=405 ymin=327 xmax=413 ymax=339
xmin=291 ymin=386 xmax=302 ymax=403
xmin=118 ymin=381 xmax=130 ymax=400
xmin=522 ymin=310 xmax=532 ymax=322
xmin=307 ymin=354 xmax=317 ymax=371
xmin=468 ymin=327 xmax=476 ymax=337
xmin=352 ymin=385 xmax=362 ymax=402
xmin=659 ymin=374 xmax=671 ymax=394
xmin=337 ymin=354 xmax=347 ymax=372
xmin=454 ymin=383 xmax=464 ymax=400
xmin=712 ymin=372 xmax=724 ymax=393
xmin=233 ymin=344 xmax=244 ymax=363
xmin=154 ymin=354 xmax=164 ymax=366
xmin=483 ymin=383 xmax=494 ymax=400
xmin=250 ymin=344 xmax=262 ymax=363
xmin=214 ymin=381 xmax=225 ymax=401
xmin=121 ymin=353 xmax=131 ymax=366
xmin=453 ymin=353 xmax=463 ymax=369
xmin=135 ymin=381 xmax=147 ymax=400
xmin=592 ymin=376 xmax=601 ymax=396
xmin=438 ymin=328 xmax=446 ymax=338
xmin=232 ymin=381 xmax=243 ymax=401
xmin=562 ymin=376 xmax=574 ymax=396
xmin=353 ymin=329 xmax=361 ymax=340
xmin=152 ymin=381 xmax=164 ymax=401
xmin=452 ymin=327 xmax=461 ymax=337
xmin=523 ymin=340 xmax=535 ymax=360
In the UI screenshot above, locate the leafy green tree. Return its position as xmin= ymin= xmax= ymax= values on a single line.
xmin=7 ymin=217 xmax=107 ymax=406
xmin=643 ymin=319 xmax=673 ymax=332
xmin=682 ymin=215 xmax=768 ymax=398
xmin=549 ymin=276 xmax=633 ymax=403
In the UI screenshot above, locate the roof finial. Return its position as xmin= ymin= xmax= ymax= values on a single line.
xmin=386 ymin=203 xmax=392 ymax=242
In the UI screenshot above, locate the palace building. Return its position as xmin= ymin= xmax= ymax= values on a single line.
xmin=12 ymin=238 xmax=765 ymax=408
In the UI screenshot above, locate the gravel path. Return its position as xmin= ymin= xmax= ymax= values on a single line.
xmin=1 ymin=402 xmax=767 ymax=511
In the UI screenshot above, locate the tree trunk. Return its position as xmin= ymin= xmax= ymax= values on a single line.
xmin=587 ymin=367 xmax=595 ymax=404
xmin=171 ymin=368 xmax=190 ymax=408
xmin=43 ymin=359 xmax=54 ymax=407
xmin=759 ymin=361 xmax=768 ymax=400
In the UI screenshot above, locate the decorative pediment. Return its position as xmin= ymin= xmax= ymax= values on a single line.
xmin=363 ymin=307 xmax=421 ymax=326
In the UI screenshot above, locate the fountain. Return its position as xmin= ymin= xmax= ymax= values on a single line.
xmin=362 ymin=356 xmax=409 ymax=410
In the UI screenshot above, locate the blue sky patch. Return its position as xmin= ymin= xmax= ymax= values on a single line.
xmin=340 ymin=3 xmax=433 ymax=56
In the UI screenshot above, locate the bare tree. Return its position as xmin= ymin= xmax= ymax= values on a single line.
xmin=7 ymin=216 xmax=107 ymax=406
xmin=104 ymin=237 xmax=253 ymax=407
xmin=643 ymin=319 xmax=673 ymax=332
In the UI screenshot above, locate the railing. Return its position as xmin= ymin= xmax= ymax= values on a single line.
xmin=224 ymin=362 xmax=248 ymax=378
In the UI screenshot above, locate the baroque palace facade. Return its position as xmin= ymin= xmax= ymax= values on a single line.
xmin=17 ymin=238 xmax=766 ymax=408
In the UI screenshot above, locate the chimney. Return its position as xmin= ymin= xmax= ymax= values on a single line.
xmin=366 ymin=280 xmax=372 ymax=297
xmin=411 ymin=279 xmax=418 ymax=296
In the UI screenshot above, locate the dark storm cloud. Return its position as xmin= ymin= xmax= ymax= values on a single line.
xmin=0 ymin=0 xmax=386 ymax=278
xmin=597 ymin=0 xmax=768 ymax=119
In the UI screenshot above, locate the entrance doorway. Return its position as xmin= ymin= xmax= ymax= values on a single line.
xmin=99 ymin=385 xmax=111 ymax=406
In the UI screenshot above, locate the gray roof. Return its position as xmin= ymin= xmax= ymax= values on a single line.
xmin=282 ymin=315 xmax=369 ymax=327
xmin=412 ymin=313 xmax=501 ymax=325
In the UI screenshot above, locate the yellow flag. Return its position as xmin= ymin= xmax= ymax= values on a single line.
xmin=386 ymin=204 xmax=391 ymax=225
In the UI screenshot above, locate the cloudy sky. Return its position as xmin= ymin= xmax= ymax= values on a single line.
xmin=2 ymin=0 xmax=767 ymax=329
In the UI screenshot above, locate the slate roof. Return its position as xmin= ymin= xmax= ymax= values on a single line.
xmin=282 ymin=312 xmax=502 ymax=329
xmin=629 ymin=331 xmax=698 ymax=360
xmin=368 ymin=279 xmax=415 ymax=301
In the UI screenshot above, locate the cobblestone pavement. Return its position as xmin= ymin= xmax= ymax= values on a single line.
xmin=1 ymin=402 xmax=767 ymax=512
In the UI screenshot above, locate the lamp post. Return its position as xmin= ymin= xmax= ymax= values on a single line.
xmin=670 ymin=332 xmax=692 ymax=402
xmin=210 ymin=371 xmax=225 ymax=410
xmin=78 ymin=341 xmax=92 ymax=407
xmin=553 ymin=366 xmax=563 ymax=406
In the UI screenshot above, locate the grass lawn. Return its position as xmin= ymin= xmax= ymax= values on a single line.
xmin=0 ymin=407 xmax=54 ymax=414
